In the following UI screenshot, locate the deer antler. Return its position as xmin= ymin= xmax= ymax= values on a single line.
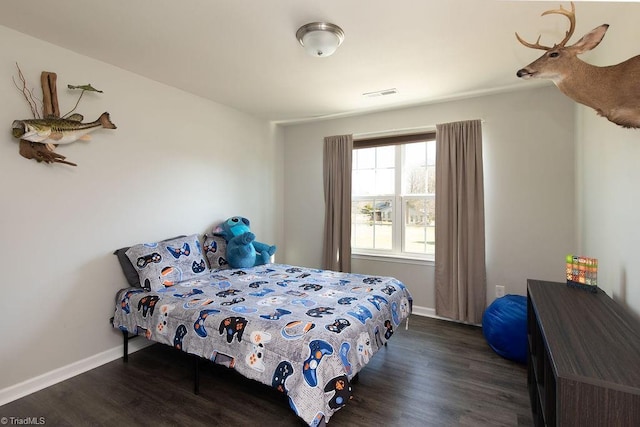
xmin=516 ymin=2 xmax=576 ymax=50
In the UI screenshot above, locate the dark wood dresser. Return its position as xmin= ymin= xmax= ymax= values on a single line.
xmin=527 ymin=279 xmax=640 ymax=426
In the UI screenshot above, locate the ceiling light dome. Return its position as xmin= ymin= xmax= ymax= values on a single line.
xmin=296 ymin=22 xmax=344 ymax=58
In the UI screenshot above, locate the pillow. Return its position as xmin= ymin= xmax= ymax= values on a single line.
xmin=114 ymin=235 xmax=186 ymax=288
xmin=113 ymin=246 xmax=141 ymax=287
xmin=125 ymin=234 xmax=208 ymax=291
xmin=203 ymin=233 xmax=229 ymax=270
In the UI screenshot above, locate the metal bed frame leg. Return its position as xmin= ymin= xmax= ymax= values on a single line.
xmin=193 ymin=355 xmax=200 ymax=395
xmin=122 ymin=330 xmax=129 ymax=363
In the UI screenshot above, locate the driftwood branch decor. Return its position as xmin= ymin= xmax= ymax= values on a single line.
xmin=11 ymin=65 xmax=116 ymax=166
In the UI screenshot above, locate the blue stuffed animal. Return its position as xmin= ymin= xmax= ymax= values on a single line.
xmin=214 ymin=216 xmax=276 ymax=269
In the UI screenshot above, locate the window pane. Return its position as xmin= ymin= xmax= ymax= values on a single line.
xmin=404 ymin=166 xmax=426 ymax=194
xmin=352 ymin=199 xmax=393 ymax=250
xmin=352 ymin=200 xmax=374 ymax=249
xmin=426 ymin=165 xmax=436 ymax=194
xmin=375 ymin=168 xmax=394 ymax=194
xmin=404 ymin=198 xmax=435 ymax=254
xmin=353 ymin=169 xmax=375 ymax=196
xmin=403 ymin=141 xmax=428 ymax=195
xmin=355 ymin=148 xmax=375 ymax=169
xmin=373 ymin=199 xmax=392 ymax=250
xmin=426 ymin=140 xmax=436 ymax=166
xmin=376 ymin=146 xmax=394 ymax=168
xmin=404 ymin=142 xmax=425 ymax=168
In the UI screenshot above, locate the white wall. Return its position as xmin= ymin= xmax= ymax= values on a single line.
xmin=0 ymin=26 xmax=283 ymax=393
xmin=283 ymin=86 xmax=576 ymax=314
xmin=576 ymin=9 xmax=640 ymax=318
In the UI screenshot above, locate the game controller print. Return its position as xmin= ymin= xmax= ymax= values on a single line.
xmin=173 ymin=324 xmax=188 ymax=350
xmin=339 ymin=342 xmax=353 ymax=376
xmin=374 ymin=326 xmax=384 ymax=348
xmin=367 ymin=294 xmax=388 ymax=311
xmin=204 ymin=239 xmax=218 ymax=254
xmin=260 ymin=308 xmax=292 ymax=320
xmin=347 ymin=305 xmax=373 ymax=324
xmin=272 ymin=360 xmax=294 ymax=393
xmin=248 ymin=280 xmax=269 ymax=288
xmin=362 ymin=277 xmax=383 ymax=285
xmin=193 ymin=309 xmax=221 ymax=338
xmin=249 ymin=288 xmax=275 ymax=297
xmin=155 ymin=304 xmax=175 ymax=335
xmin=291 ymin=298 xmax=316 ymax=308
xmin=303 ymin=339 xmax=334 ymax=387
xmin=173 ymin=288 xmax=204 ymax=298
xmin=120 ymin=289 xmax=144 ymax=314
xmin=323 ymin=375 xmax=352 ymax=409
xmin=216 ymin=289 xmax=242 ymax=298
xmin=192 ymin=259 xmax=206 ymax=273
xmin=218 ymin=316 xmax=248 ymax=343
xmin=326 ymin=318 xmax=351 ymax=334
xmin=137 ymin=295 xmax=160 ymax=317
xmin=257 ymin=296 xmax=287 ymax=306
xmin=167 ymin=242 xmax=190 ymax=258
xmin=381 ymin=284 xmax=397 ymax=295
xmin=356 ymin=332 xmax=373 ymax=364
xmin=391 ymin=301 xmax=400 ymax=326
xmin=232 ymin=305 xmax=258 ymax=314
xmin=306 ymin=306 xmax=334 ymax=318
xmin=299 ymin=283 xmax=323 ymax=291
xmin=136 ymin=252 xmax=161 ymax=268
xmin=245 ymin=330 xmax=272 ymax=372
xmin=384 ymin=319 xmax=394 ymax=339
xmin=337 ymin=296 xmax=357 ymax=305
xmin=285 ymin=290 xmax=308 ymax=297
xmin=220 ymin=297 xmax=245 ymax=306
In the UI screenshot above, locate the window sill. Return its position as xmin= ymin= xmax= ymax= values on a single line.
xmin=352 ymin=252 xmax=435 ymax=266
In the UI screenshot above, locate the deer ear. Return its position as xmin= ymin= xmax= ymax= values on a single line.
xmin=571 ymin=24 xmax=609 ymax=54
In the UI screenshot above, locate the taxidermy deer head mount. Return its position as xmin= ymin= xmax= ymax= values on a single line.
xmin=516 ymin=2 xmax=640 ymax=129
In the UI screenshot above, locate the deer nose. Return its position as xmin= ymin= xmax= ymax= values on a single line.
xmin=517 ymin=68 xmax=533 ymax=78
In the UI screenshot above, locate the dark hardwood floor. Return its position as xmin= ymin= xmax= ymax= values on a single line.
xmin=0 ymin=315 xmax=533 ymax=426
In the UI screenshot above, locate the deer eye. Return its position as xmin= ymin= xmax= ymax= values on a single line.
xmin=549 ymin=51 xmax=560 ymax=58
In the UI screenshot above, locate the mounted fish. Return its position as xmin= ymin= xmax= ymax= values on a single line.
xmin=12 ymin=112 xmax=117 ymax=150
xmin=10 ymin=65 xmax=117 ymax=166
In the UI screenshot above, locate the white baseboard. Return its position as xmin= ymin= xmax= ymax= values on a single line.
xmin=410 ymin=305 xmax=481 ymax=326
xmin=0 ymin=338 xmax=153 ymax=407
xmin=411 ymin=305 xmax=435 ymax=318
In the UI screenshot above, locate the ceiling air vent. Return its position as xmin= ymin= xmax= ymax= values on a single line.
xmin=363 ymin=88 xmax=398 ymax=98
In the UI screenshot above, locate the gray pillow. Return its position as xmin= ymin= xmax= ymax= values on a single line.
xmin=114 ymin=235 xmax=187 ymax=288
xmin=203 ymin=233 xmax=229 ymax=270
xmin=125 ymin=234 xmax=208 ymax=291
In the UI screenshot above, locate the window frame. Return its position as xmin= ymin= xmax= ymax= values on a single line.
xmin=352 ymin=131 xmax=436 ymax=262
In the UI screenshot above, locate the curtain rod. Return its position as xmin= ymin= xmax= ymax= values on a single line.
xmin=353 ymin=120 xmax=484 ymax=140
xmin=353 ymin=125 xmax=436 ymax=140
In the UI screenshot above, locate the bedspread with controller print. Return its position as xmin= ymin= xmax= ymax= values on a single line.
xmin=112 ymin=263 xmax=412 ymax=426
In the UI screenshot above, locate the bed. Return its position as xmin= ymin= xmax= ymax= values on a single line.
xmin=111 ymin=234 xmax=412 ymax=426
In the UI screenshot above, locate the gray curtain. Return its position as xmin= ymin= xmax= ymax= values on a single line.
xmin=322 ymin=134 xmax=353 ymax=272
xmin=435 ymin=120 xmax=486 ymax=324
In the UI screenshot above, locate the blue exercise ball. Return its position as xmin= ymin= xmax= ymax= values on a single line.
xmin=482 ymin=294 xmax=527 ymax=364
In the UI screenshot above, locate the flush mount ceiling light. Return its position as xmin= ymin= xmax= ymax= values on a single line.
xmin=296 ymin=22 xmax=344 ymax=58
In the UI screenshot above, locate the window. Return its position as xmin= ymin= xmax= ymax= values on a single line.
xmin=351 ymin=132 xmax=436 ymax=259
